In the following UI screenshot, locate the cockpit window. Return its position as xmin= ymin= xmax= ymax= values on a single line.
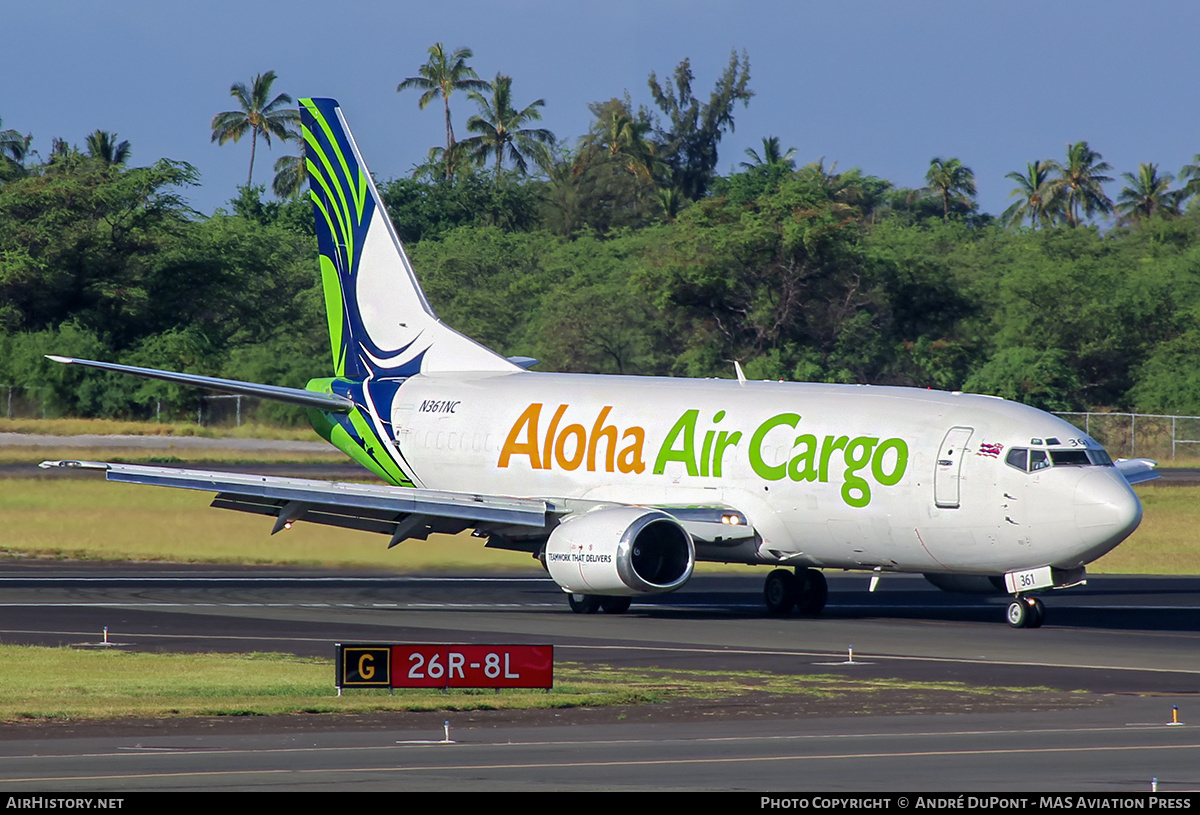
xmin=1005 ymin=444 xmax=1114 ymax=473
xmin=1005 ymin=448 xmax=1028 ymax=471
xmin=1029 ymin=449 xmax=1050 ymax=470
xmin=1050 ymin=449 xmax=1091 ymax=466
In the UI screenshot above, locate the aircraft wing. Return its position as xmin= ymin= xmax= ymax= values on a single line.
xmin=38 ymin=460 xmax=759 ymax=550
xmin=1114 ymin=458 xmax=1160 ymax=485
xmin=39 ymin=460 xmax=551 ymax=545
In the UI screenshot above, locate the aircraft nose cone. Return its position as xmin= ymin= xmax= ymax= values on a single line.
xmin=1073 ymin=469 xmax=1142 ymax=560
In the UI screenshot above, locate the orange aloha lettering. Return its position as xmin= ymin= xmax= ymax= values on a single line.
xmin=498 ymin=404 xmax=645 ymax=473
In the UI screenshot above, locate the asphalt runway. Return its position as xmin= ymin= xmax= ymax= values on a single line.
xmin=0 ymin=565 xmax=1197 ymax=791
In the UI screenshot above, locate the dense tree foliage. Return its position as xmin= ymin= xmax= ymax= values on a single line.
xmin=8 ymin=50 xmax=1200 ymax=425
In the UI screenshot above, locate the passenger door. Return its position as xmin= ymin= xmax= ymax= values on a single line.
xmin=934 ymin=427 xmax=974 ymax=509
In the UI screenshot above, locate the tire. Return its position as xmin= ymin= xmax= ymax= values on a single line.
xmin=1006 ymin=599 xmax=1029 ymax=628
xmin=599 ymin=596 xmax=632 ymax=614
xmin=1027 ymin=597 xmax=1046 ymax=629
xmin=795 ymin=568 xmax=828 ymax=616
xmin=764 ymin=568 xmax=798 ymax=615
xmin=567 ymin=593 xmax=601 ymax=614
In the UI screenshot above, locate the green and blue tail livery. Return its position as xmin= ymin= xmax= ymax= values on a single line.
xmin=300 ymin=98 xmax=518 ymax=378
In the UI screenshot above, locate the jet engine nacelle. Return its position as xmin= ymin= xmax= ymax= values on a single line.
xmin=544 ymin=507 xmax=695 ymax=596
xmin=924 ymin=573 xmax=1007 ymax=595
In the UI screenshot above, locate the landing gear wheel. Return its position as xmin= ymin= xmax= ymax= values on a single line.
xmin=1005 ymin=600 xmax=1028 ymax=628
xmin=1006 ymin=596 xmax=1045 ymax=628
xmin=599 ymin=596 xmax=632 ymax=614
xmin=795 ymin=568 xmax=828 ymax=616
xmin=764 ymin=568 xmax=798 ymax=615
xmin=1027 ymin=597 xmax=1045 ymax=628
xmin=567 ymin=593 xmax=601 ymax=614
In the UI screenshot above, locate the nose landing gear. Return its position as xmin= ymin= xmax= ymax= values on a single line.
xmin=1005 ymin=595 xmax=1045 ymax=628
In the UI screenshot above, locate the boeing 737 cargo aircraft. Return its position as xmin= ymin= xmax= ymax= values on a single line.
xmin=42 ymin=98 xmax=1155 ymax=628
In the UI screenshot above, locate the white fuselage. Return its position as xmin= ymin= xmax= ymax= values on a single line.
xmin=384 ymin=371 xmax=1141 ymax=576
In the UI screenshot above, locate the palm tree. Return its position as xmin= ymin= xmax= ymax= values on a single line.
xmin=1116 ymin=163 xmax=1178 ymax=223
xmin=923 ymin=157 xmax=976 ymax=219
xmin=271 ymin=153 xmax=305 ymax=199
xmin=740 ymin=136 xmax=797 ymax=170
xmin=1001 ymin=160 xmax=1055 ymax=228
xmin=655 ymin=186 xmax=685 ymax=222
xmin=397 ymin=44 xmax=489 ymax=154
xmin=0 ymin=116 xmax=31 ymax=181
xmin=1045 ymin=142 xmax=1113 ymax=227
xmin=799 ymin=159 xmax=889 ymax=219
xmin=583 ymin=99 xmax=662 ymax=181
xmin=419 ymin=139 xmax=480 ymax=182
xmin=462 ymin=74 xmax=554 ymax=175
xmin=1177 ymin=154 xmax=1200 ymax=209
xmin=210 ymin=71 xmax=299 ymax=186
xmin=85 ymin=130 xmax=131 ymax=167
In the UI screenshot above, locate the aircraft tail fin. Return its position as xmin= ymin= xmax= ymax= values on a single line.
xmin=300 ymin=98 xmax=520 ymax=379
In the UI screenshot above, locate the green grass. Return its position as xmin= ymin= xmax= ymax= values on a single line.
xmin=1089 ymin=483 xmax=1200 ymax=574
xmin=0 ymin=417 xmax=320 ymax=442
xmin=0 ymin=475 xmax=1195 ymax=573
xmin=0 ymin=447 xmax=349 ymax=466
xmin=0 ymin=645 xmax=1075 ymax=722
xmin=0 ymin=478 xmax=530 ymax=570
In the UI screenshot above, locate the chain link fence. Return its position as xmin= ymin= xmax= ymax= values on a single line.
xmin=2 ymin=384 xmax=260 ymax=428
xmin=7 ymin=382 xmax=1200 ymax=456
xmin=1054 ymin=412 xmax=1200 ymax=460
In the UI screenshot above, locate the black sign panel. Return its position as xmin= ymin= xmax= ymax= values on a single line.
xmin=338 ymin=644 xmax=391 ymax=687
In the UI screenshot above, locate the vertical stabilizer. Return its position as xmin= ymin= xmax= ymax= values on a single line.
xmin=300 ymin=98 xmax=521 ymax=378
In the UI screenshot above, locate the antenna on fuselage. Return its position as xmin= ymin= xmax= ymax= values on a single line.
xmin=733 ymin=360 xmax=747 ymax=386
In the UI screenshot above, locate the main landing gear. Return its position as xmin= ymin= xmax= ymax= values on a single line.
xmin=566 ymin=594 xmax=632 ymax=614
xmin=1005 ymin=595 xmax=1045 ymax=628
xmin=763 ymin=567 xmax=828 ymax=616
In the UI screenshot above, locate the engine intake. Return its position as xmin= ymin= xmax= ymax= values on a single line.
xmin=544 ymin=507 xmax=695 ymax=596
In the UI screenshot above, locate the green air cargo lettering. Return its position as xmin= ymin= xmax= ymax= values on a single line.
xmin=653 ymin=410 xmax=742 ymax=478
xmin=498 ymin=404 xmax=907 ymax=506
xmin=747 ymin=412 xmax=908 ymax=506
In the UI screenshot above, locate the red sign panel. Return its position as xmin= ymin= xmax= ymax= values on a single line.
xmin=391 ymin=645 xmax=553 ymax=689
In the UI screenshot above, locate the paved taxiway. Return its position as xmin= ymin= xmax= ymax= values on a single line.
xmin=0 ymin=566 xmax=1196 ymax=790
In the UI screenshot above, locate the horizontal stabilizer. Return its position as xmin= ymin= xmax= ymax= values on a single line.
xmin=45 ymin=356 xmax=354 ymax=412
xmin=1114 ymin=457 xmax=1160 ymax=485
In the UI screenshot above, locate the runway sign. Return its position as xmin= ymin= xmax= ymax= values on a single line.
xmin=338 ymin=645 xmax=392 ymax=687
xmin=337 ymin=644 xmax=553 ymax=689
